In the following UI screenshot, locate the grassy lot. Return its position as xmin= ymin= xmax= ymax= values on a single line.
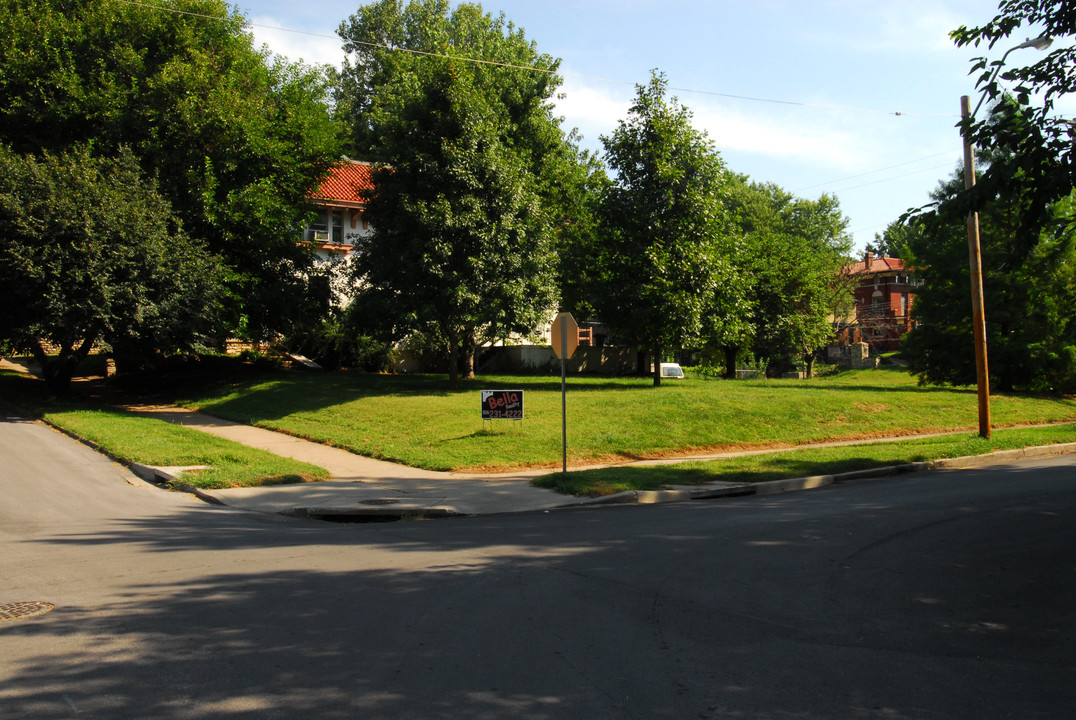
xmin=3 ymin=360 xmax=1074 ymax=493
xmin=0 ymin=371 xmax=329 ymax=489
xmin=174 ymin=365 xmax=1076 ymax=472
xmin=533 ymin=423 xmax=1076 ymax=496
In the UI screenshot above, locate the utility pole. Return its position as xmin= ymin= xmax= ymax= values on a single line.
xmin=960 ymin=95 xmax=991 ymax=439
xmin=957 ymin=36 xmax=1050 ymax=439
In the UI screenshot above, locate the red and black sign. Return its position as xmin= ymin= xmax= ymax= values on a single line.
xmin=481 ymin=390 xmax=524 ymax=420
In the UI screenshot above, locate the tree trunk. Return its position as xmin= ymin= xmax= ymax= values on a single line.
xmin=652 ymin=342 xmax=662 ymax=387
xmin=461 ymin=328 xmax=476 ymax=381
xmin=723 ymin=345 xmax=738 ymax=379
xmin=446 ymin=324 xmax=460 ymax=389
xmin=804 ymin=351 xmax=816 ymax=378
xmin=32 ymin=335 xmax=96 ymax=395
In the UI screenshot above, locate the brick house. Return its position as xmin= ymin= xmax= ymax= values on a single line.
xmin=304 ymin=159 xmax=374 ymax=264
xmin=848 ymin=252 xmax=917 ymax=352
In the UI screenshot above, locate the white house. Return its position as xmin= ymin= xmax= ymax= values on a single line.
xmin=304 ymin=159 xmax=375 ymax=264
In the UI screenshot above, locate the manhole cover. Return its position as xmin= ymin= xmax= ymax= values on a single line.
xmin=360 ymin=498 xmax=400 ymax=506
xmin=0 ymin=601 xmax=55 ymax=622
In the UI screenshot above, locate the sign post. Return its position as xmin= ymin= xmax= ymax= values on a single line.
xmin=550 ymin=312 xmax=578 ymax=473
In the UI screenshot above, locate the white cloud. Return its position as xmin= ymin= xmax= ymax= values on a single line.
xmin=692 ymin=103 xmax=881 ymax=172
xmin=554 ymin=76 xmax=902 ymax=175
xmin=552 ymin=79 xmax=632 ymax=144
xmin=248 ymin=17 xmax=345 ymax=68
xmin=875 ymin=4 xmax=969 ymax=54
xmin=818 ymin=0 xmax=975 ymax=56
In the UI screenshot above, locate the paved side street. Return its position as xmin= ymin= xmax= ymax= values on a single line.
xmin=2 ymin=404 xmax=1074 ymax=720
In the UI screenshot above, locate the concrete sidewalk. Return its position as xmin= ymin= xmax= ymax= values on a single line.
xmin=124 ymin=405 xmax=1076 ymax=521
xmin=123 ymin=405 xmax=592 ymax=518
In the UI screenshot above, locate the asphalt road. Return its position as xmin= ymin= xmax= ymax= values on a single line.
xmin=1 ymin=408 xmax=1074 ymax=719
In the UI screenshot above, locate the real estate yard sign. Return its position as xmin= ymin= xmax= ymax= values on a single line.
xmin=481 ymin=390 xmax=524 ymax=420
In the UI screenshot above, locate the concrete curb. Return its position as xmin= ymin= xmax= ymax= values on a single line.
xmin=283 ymin=505 xmax=463 ymax=521
xmin=563 ymin=442 xmax=1076 ymax=509
xmin=931 ymin=442 xmax=1076 ymax=469
xmin=132 ymin=441 xmax=1076 ymax=520
xmin=570 ymin=482 xmax=756 ymax=508
xmin=128 ymin=463 xmax=225 ymax=506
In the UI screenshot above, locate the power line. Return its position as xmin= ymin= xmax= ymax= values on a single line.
xmin=794 ymin=152 xmax=957 ymax=193
xmin=826 ymin=162 xmax=957 ymax=193
xmin=115 ymin=0 xmax=954 ymax=119
xmin=114 ymin=0 xmax=964 ymax=200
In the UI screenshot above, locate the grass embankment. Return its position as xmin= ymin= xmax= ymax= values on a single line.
xmin=0 ymin=371 xmax=328 ymax=489
xmin=177 ymin=366 xmax=1076 ymax=472
xmin=533 ymin=424 xmax=1076 ymax=496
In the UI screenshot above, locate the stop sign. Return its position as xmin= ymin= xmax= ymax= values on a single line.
xmin=550 ymin=312 xmax=579 ymax=360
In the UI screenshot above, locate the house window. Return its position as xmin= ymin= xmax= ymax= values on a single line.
xmin=309 ymin=209 xmax=346 ymax=243
xmin=309 ymin=209 xmax=330 ymax=241
xmin=901 ymin=293 xmax=908 ymax=316
xmin=331 ymin=210 xmax=343 ymax=241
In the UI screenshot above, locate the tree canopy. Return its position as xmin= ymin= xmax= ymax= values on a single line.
xmin=0 ymin=0 xmax=344 ymax=339
xmin=337 ymin=0 xmax=588 ymax=386
xmin=952 ymin=0 xmax=1076 ymax=241
xmin=724 ymin=179 xmax=853 ymax=377
xmin=594 ymin=72 xmax=740 ymax=386
xmin=896 ymin=2 xmax=1076 ymax=394
xmin=0 ymin=146 xmax=223 ymax=391
xmin=900 ymin=141 xmax=1076 ymax=393
xmin=866 ymin=220 xmax=919 ymax=259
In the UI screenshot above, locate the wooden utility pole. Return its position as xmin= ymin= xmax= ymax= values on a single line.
xmin=961 ymin=95 xmax=991 ymax=439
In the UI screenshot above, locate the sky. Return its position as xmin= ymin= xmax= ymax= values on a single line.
xmin=241 ymin=0 xmax=1069 ymax=253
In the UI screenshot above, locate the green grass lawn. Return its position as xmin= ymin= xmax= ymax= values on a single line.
xmin=3 ymin=362 xmax=1075 ymax=493
xmin=0 ymin=371 xmax=329 ymax=489
xmin=175 ymin=365 xmax=1076 ymax=472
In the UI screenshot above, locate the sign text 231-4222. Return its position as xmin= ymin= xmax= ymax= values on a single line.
xmin=481 ymin=390 xmax=524 ymax=420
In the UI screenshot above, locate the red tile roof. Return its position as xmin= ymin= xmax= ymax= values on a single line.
xmin=848 ymin=255 xmax=906 ymax=275
xmin=310 ymin=161 xmax=374 ymax=207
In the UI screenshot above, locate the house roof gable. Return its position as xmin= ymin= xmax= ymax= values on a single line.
xmin=848 ymin=256 xmax=907 ymax=275
xmin=310 ymin=160 xmax=374 ymax=208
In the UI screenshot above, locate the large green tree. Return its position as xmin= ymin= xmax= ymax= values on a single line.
xmin=596 ymin=72 xmax=740 ymax=386
xmin=900 ymin=142 xmax=1076 ymax=393
xmin=0 ymin=0 xmax=344 ymax=339
xmin=337 ymin=0 xmax=586 ymax=386
xmin=866 ymin=219 xmax=920 ymax=259
xmin=952 ymin=1 xmax=1076 ymax=242
xmin=0 ymin=146 xmax=223 ymax=392
xmin=898 ymin=0 xmax=1076 ymax=394
xmin=723 ymin=179 xmax=852 ymax=377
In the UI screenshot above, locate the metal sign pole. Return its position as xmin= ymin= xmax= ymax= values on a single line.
xmin=560 ymin=319 xmax=568 ymax=474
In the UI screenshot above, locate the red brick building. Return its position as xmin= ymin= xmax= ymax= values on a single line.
xmin=848 ymin=252 xmax=917 ymax=352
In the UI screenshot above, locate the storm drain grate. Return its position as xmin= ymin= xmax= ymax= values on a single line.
xmin=0 ymin=601 xmax=55 ymax=622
